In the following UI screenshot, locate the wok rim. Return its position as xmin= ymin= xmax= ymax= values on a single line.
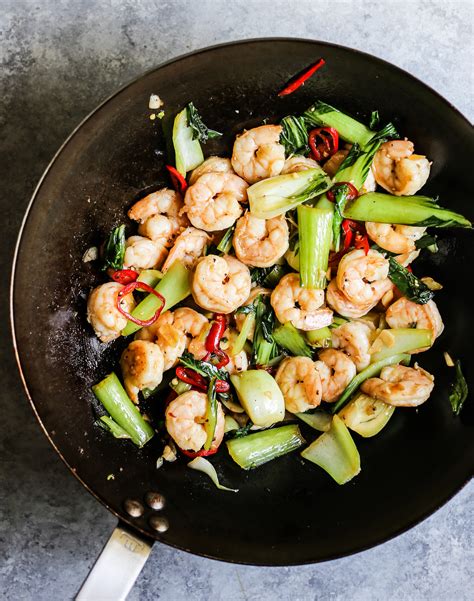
xmin=9 ymin=36 xmax=473 ymax=566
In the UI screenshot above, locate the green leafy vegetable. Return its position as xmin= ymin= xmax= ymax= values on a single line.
xmin=204 ymin=377 xmax=218 ymax=450
xmin=250 ymin=264 xmax=287 ymax=288
xmin=449 ymin=360 xmax=468 ymax=416
xmin=216 ymin=225 xmax=235 ymax=254
xmin=388 ymin=257 xmax=434 ymax=304
xmin=252 ymin=295 xmax=280 ymax=366
xmin=280 ymin=115 xmax=309 ymax=156
xmin=415 ymin=234 xmax=438 ymax=252
xmin=369 ymin=110 xmax=380 ymax=129
xmin=186 ymin=102 xmax=222 ymax=142
xmin=179 ymin=350 xmax=228 ymax=381
xmin=273 ymin=322 xmax=313 ymax=358
xmin=102 ymin=225 xmax=126 ymax=271
xmin=228 ymin=421 xmax=254 ymax=439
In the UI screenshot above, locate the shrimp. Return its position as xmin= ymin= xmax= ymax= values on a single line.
xmin=123 ymin=235 xmax=168 ymax=270
xmin=231 ymin=125 xmax=285 ymax=184
xmin=161 ymin=227 xmax=211 ymax=273
xmin=331 ymin=321 xmax=375 ymax=371
xmin=165 ymin=390 xmax=225 ymax=452
xmin=120 ymin=340 xmax=164 ymax=402
xmin=128 ymin=188 xmax=183 ymax=222
xmin=138 ymin=215 xmax=188 ymax=245
xmin=366 ymin=222 xmax=426 ymax=254
xmin=234 ymin=286 xmax=271 ymax=340
xmin=275 ymin=357 xmax=322 ymax=413
xmin=136 ymin=308 xmax=208 ymax=370
xmin=361 ymin=364 xmax=434 ymax=407
xmin=233 ymin=212 xmax=289 ymax=267
xmin=322 ymin=148 xmax=376 ymax=193
xmin=326 ymin=279 xmax=380 ymax=319
xmin=281 ymin=155 xmax=320 ymax=174
xmin=271 ymin=273 xmax=333 ymax=331
xmin=87 ymin=282 xmax=135 ymax=342
xmin=189 ymin=156 xmax=234 ymax=185
xmin=191 ymin=254 xmax=251 ymax=314
xmin=183 ymin=172 xmax=248 ymax=231
xmin=373 ymin=140 xmax=431 ymax=196
xmin=385 ymin=297 xmax=444 ymax=352
xmin=394 ymin=249 xmax=421 ymax=268
xmin=315 ymin=349 xmax=357 ymax=403
xmin=336 ymin=249 xmax=391 ymax=306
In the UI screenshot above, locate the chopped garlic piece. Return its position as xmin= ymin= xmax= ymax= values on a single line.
xmin=421 ymin=277 xmax=443 ymax=291
xmin=149 ymin=94 xmax=163 ymax=110
xmin=444 ymin=351 xmax=455 ymax=367
xmin=82 ymin=246 xmax=98 ymax=262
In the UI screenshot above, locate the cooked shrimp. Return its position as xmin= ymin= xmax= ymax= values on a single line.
xmin=331 ymin=321 xmax=375 ymax=371
xmin=275 ymin=357 xmax=322 ymax=413
xmin=138 ymin=214 xmax=188 ymax=245
xmin=233 ymin=212 xmax=289 ymax=267
xmin=189 ymin=156 xmax=234 ymax=185
xmin=385 ymin=297 xmax=444 ymax=351
xmin=361 ymin=364 xmax=434 ymax=407
xmin=281 ymin=155 xmax=320 ymax=174
xmin=87 ymin=282 xmax=135 ymax=342
xmin=315 ymin=349 xmax=356 ymax=403
xmin=192 ymin=254 xmax=251 ymax=314
xmin=322 ymin=148 xmax=375 ymax=193
xmin=366 ymin=222 xmax=426 ymax=254
xmin=165 ymin=391 xmax=225 ymax=452
xmin=231 ymin=125 xmax=285 ymax=184
xmin=271 ymin=273 xmax=333 ymax=331
xmin=136 ymin=308 xmax=208 ymax=370
xmin=234 ymin=286 xmax=271 ymax=340
xmin=326 ymin=279 xmax=380 ymax=319
xmin=120 ymin=340 xmax=164 ymax=402
xmin=183 ymin=172 xmax=248 ymax=231
xmin=123 ymin=235 xmax=168 ymax=270
xmin=394 ymin=249 xmax=421 ymax=267
xmin=128 ymin=188 xmax=183 ymax=222
xmin=336 ymin=249 xmax=391 ymax=306
xmin=224 ymin=350 xmax=249 ymax=375
xmin=373 ymin=140 xmax=430 ymax=196
xmin=161 ymin=227 xmax=210 ymax=273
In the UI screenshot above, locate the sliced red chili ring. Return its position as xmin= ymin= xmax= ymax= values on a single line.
xmin=108 ymin=268 xmax=139 ymax=285
xmin=277 ymin=58 xmax=325 ymax=97
xmin=215 ymin=379 xmax=230 ymax=393
xmin=354 ymin=233 xmax=370 ymax=255
xmin=166 ymin=165 xmax=188 ymax=194
xmin=116 ymin=281 xmax=165 ymax=326
xmin=175 ymin=366 xmax=207 ymax=391
xmin=205 ymin=314 xmax=227 ymax=353
xmin=180 ymin=447 xmax=219 ymax=458
xmin=327 ymin=181 xmax=359 ymax=202
xmin=308 ymin=127 xmax=339 ymax=162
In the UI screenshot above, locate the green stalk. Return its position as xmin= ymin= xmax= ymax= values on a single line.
xmin=122 ymin=261 xmax=191 ymax=336
xmin=332 ymin=353 xmax=410 ymax=413
xmin=295 ymin=411 xmax=332 ymax=432
xmin=370 ymin=328 xmax=432 ymax=363
xmin=343 ymin=192 xmax=472 ymax=228
xmin=231 ymin=311 xmax=256 ymax=354
xmin=301 ymin=415 xmax=360 ymax=485
xmin=172 ymin=107 xmax=204 ymax=175
xmin=97 ymin=416 xmax=131 ymax=439
xmin=204 ymin=377 xmax=218 ymax=451
xmin=230 ymin=370 xmax=285 ymax=427
xmin=338 ymin=393 xmax=395 ymax=438
xmin=304 ymin=101 xmax=375 ymax=147
xmin=217 ymin=225 xmax=235 ymax=254
xmin=306 ymin=326 xmax=331 ymax=347
xmin=297 ymin=205 xmax=332 ymax=288
xmin=248 ymin=168 xmax=332 ymax=219
xmin=137 ymin=269 xmax=163 ymax=288
xmin=226 ymin=424 xmax=305 ymax=470
xmin=272 ymin=322 xmax=313 ymax=357
xmin=252 ymin=296 xmax=279 ymax=366
xmin=169 ymin=379 xmax=192 ymax=396
xmin=92 ymin=373 xmax=155 ymax=447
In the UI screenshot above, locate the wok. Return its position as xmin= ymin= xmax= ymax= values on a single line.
xmin=10 ymin=39 xmax=474 ymax=599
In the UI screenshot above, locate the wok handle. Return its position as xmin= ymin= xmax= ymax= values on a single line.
xmin=76 ymin=522 xmax=153 ymax=600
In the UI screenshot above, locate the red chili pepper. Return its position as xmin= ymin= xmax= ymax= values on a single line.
xmin=406 ymin=265 xmax=413 ymax=273
xmin=308 ymin=127 xmax=339 ymax=162
xmin=108 ymin=268 xmax=139 ymax=285
xmin=341 ymin=219 xmax=355 ymax=250
xmin=277 ymin=58 xmax=325 ymax=97
xmin=214 ymin=350 xmax=230 ymax=370
xmin=166 ymin=165 xmax=188 ymax=194
xmin=116 ymin=281 xmax=165 ymax=326
xmin=180 ymin=447 xmax=218 ymax=458
xmin=205 ymin=314 xmax=227 ymax=353
xmin=354 ymin=233 xmax=370 ymax=255
xmin=175 ymin=366 xmax=230 ymax=393
xmin=327 ymin=182 xmax=359 ymax=202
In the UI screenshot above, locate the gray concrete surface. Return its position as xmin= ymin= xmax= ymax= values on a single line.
xmin=0 ymin=1 xmax=472 ymax=599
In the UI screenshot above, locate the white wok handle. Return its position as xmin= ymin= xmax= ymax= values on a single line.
xmin=76 ymin=523 xmax=153 ymax=600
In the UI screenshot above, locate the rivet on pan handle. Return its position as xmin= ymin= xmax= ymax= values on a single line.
xmin=75 ymin=524 xmax=153 ymax=601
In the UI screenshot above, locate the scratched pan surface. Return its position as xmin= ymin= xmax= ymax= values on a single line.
xmin=11 ymin=39 xmax=474 ymax=564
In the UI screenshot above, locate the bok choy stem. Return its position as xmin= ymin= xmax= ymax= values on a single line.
xmin=297 ymin=205 xmax=332 ymax=289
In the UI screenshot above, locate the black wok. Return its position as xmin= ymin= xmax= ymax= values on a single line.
xmin=10 ymin=38 xmax=474 ymax=595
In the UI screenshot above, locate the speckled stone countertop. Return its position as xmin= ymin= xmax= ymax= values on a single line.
xmin=1 ymin=1 xmax=472 ymax=599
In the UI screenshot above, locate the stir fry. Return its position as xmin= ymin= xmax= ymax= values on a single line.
xmin=86 ymin=81 xmax=471 ymax=488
